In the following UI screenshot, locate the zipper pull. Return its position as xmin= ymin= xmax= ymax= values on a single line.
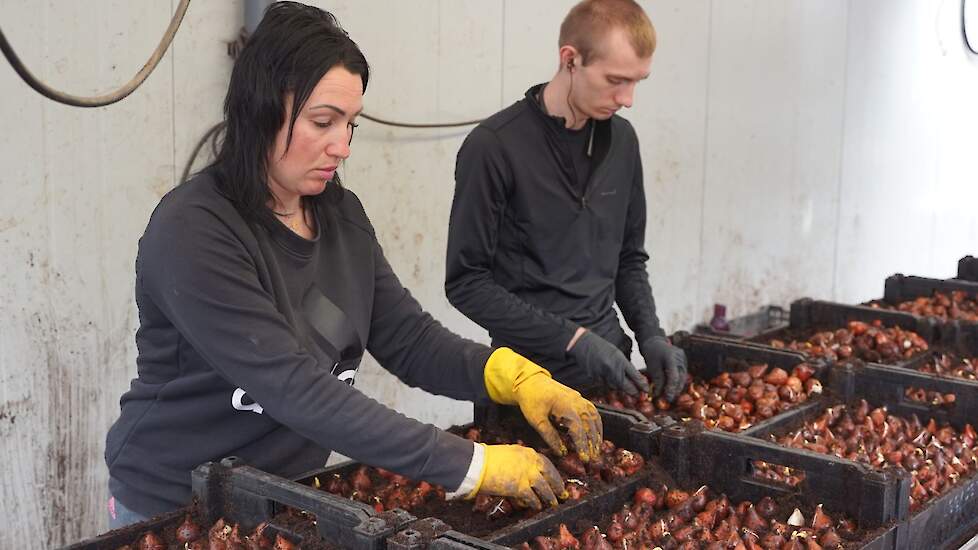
xmin=581 ymin=195 xmax=588 ymax=209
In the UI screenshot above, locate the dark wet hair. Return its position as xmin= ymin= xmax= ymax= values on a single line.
xmin=207 ymin=1 xmax=369 ymax=224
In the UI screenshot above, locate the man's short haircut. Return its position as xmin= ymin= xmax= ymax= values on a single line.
xmin=559 ymin=0 xmax=656 ymax=65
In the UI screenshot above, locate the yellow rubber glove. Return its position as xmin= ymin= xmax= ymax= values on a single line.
xmin=469 ymin=443 xmax=564 ymax=509
xmin=484 ymin=347 xmax=603 ymax=462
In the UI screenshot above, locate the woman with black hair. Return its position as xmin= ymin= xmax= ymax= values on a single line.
xmin=104 ymin=2 xmax=604 ymax=528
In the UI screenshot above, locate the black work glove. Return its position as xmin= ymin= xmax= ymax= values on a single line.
xmin=638 ymin=336 xmax=688 ymax=402
xmin=568 ymin=330 xmax=650 ymax=396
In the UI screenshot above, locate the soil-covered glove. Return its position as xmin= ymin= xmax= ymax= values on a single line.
xmin=568 ymin=330 xmax=650 ymax=396
xmin=469 ymin=444 xmax=564 ymax=509
xmin=638 ymin=335 xmax=688 ymax=401
xmin=484 ymin=348 xmax=603 ymax=462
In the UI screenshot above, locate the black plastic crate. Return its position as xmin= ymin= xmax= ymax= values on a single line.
xmin=296 ymin=404 xmax=659 ymax=546
xmin=589 ymin=332 xmax=828 ymax=438
xmin=660 ymin=422 xmax=909 ymax=532
xmin=747 ymin=298 xmax=939 ymax=368
xmin=60 ymin=457 xmax=414 ymax=550
xmin=427 ymin=531 xmax=509 ymax=549
xmin=59 ymin=510 xmax=189 ymax=550
xmin=195 ymin=457 xmax=416 ymax=549
xmin=862 ymin=274 xmax=978 ymax=331
xmin=747 ymin=363 xmax=978 ymax=550
xmin=881 ymin=274 xmax=978 ymax=307
xmin=421 ymin=426 xmax=903 ymax=549
xmin=693 ymin=304 xmax=789 ymax=339
xmin=959 ymin=256 xmax=978 ymax=282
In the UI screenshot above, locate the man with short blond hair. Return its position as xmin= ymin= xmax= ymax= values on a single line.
xmin=446 ymin=0 xmax=687 ymax=401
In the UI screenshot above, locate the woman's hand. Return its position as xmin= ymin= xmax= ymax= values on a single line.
xmin=483 ymin=348 xmax=603 ymax=462
xmin=469 ymin=444 xmax=564 ymax=509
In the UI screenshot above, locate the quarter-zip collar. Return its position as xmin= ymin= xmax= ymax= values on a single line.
xmin=525 ymin=84 xmax=614 ymax=210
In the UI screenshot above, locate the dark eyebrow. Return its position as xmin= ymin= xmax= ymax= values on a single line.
xmin=308 ymin=104 xmax=363 ymax=117
xmin=608 ymin=72 xmax=651 ymax=82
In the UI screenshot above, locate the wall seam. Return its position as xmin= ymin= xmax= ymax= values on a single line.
xmin=831 ymin=0 xmax=853 ymax=301
xmin=695 ymin=1 xmax=714 ymax=321
xmin=500 ymin=0 xmax=506 ymax=108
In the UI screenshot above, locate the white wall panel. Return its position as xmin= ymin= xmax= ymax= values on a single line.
xmin=835 ymin=1 xmax=940 ymax=302
xmin=836 ymin=0 xmax=978 ymax=302
xmin=627 ymin=1 xmax=711 ymax=333
xmin=698 ymin=0 xmax=847 ymax=317
xmin=0 ymin=0 xmax=183 ymax=545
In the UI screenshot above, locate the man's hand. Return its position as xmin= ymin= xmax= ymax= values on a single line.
xmin=469 ymin=444 xmax=565 ymax=509
xmin=567 ymin=330 xmax=650 ymax=396
xmin=638 ymin=336 xmax=688 ymax=401
xmin=484 ymin=348 xmax=603 ymax=462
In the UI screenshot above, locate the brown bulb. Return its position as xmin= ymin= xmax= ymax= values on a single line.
xmin=811 ymin=504 xmax=833 ymax=531
xmin=606 ymin=514 xmax=625 ymax=543
xmin=666 ymin=489 xmax=690 ymax=509
xmin=760 ymin=532 xmax=786 ymax=548
xmin=530 ymin=536 xmax=557 ymax=550
xmin=137 ymin=533 xmax=165 ymax=550
xmin=819 ymin=527 xmax=842 ymax=548
xmin=633 ymin=486 xmax=657 ymax=507
xmin=175 ymin=515 xmax=202 ymax=544
xmin=579 ymin=525 xmax=601 ymax=545
xmin=744 ymin=363 xmax=767 ymax=378
xmin=742 ymin=504 xmax=767 ymax=532
xmin=557 ymin=454 xmax=587 ymax=477
xmin=732 ymin=371 xmax=753 ymax=387
xmin=755 ymin=496 xmax=777 ymax=519
xmin=351 ymin=465 xmax=373 ymax=493
xmin=769 ymin=519 xmax=789 ymax=536
xmin=689 ymin=485 xmax=709 ymax=512
xmin=764 ymin=368 xmax=789 ymax=385
xmin=667 ymin=512 xmax=687 ymax=531
xmin=695 ymin=507 xmax=718 ymax=530
xmin=486 ymin=497 xmax=514 ymax=520
xmin=673 ymin=525 xmax=695 ymax=543
xmin=614 ymin=449 xmax=645 ymax=476
xmin=556 ymin=524 xmax=579 ymax=548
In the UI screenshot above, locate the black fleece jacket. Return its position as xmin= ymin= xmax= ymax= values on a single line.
xmin=445 ymin=84 xmax=664 ymax=389
xmin=106 ymin=172 xmax=491 ymax=516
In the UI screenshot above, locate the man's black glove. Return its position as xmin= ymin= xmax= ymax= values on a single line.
xmin=638 ymin=336 xmax=688 ymax=401
xmin=568 ymin=330 xmax=650 ymax=396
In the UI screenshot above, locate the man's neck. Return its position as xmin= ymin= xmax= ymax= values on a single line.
xmin=541 ymin=76 xmax=589 ymax=130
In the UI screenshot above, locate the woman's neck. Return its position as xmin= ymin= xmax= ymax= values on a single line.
xmin=268 ymin=185 xmax=302 ymax=215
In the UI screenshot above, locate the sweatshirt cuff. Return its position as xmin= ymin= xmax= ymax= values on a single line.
xmin=444 ymin=442 xmax=485 ymax=499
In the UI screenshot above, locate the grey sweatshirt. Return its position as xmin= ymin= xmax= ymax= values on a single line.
xmin=106 ymin=172 xmax=492 ymax=516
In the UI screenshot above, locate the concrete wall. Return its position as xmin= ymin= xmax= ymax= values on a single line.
xmin=0 ymin=0 xmax=975 ymax=546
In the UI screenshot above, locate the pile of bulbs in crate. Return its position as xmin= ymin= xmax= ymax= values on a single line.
xmin=519 ymin=485 xmax=859 ymax=549
xmin=592 ymin=364 xmax=822 ymax=432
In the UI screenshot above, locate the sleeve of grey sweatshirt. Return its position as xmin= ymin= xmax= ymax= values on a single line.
xmin=367 ymin=235 xmax=494 ymax=403
xmin=140 ymin=202 xmax=476 ymax=491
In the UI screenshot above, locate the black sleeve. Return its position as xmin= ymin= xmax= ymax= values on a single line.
xmin=140 ymin=204 xmax=474 ymax=490
xmin=445 ymin=126 xmax=579 ymax=360
xmin=367 ymin=235 xmax=493 ymax=403
xmin=615 ymin=145 xmax=666 ymax=341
